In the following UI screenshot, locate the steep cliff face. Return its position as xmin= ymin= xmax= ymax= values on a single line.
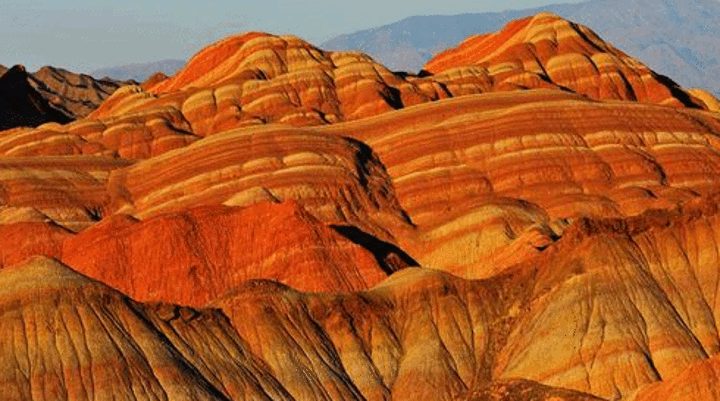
xmin=3 ymin=13 xmax=720 ymax=401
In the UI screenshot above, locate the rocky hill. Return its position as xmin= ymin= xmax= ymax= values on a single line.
xmin=0 ymin=64 xmax=134 ymax=131
xmin=0 ymin=65 xmax=73 ymax=131
xmin=2 ymin=13 xmax=720 ymax=401
xmin=323 ymin=0 xmax=720 ymax=97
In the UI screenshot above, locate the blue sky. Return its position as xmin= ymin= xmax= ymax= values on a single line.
xmin=0 ymin=0 xmax=585 ymax=74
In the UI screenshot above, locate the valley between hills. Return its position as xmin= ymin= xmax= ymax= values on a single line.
xmin=2 ymin=12 xmax=720 ymax=401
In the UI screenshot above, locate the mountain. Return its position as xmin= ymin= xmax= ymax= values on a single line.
xmin=90 ymin=59 xmax=186 ymax=82
xmin=0 ymin=65 xmax=7 ymax=76
xmin=3 ymin=13 xmax=720 ymax=401
xmin=0 ymin=64 xmax=134 ymax=131
xmin=30 ymin=65 xmax=135 ymax=118
xmin=322 ymin=0 xmax=720 ymax=97
xmin=0 ymin=65 xmax=73 ymax=131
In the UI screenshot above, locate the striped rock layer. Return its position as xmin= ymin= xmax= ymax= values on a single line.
xmin=1 ymin=12 xmax=720 ymax=401
xmin=424 ymin=13 xmax=707 ymax=109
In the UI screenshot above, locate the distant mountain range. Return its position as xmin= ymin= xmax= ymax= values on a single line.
xmin=90 ymin=59 xmax=185 ymax=82
xmin=322 ymin=0 xmax=720 ymax=96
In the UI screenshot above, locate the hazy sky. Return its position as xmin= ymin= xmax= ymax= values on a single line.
xmin=0 ymin=0 xmax=585 ymax=74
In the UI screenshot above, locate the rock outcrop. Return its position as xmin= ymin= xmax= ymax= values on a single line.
xmin=1 ymin=15 xmax=707 ymax=165
xmin=31 ymin=65 xmax=133 ymax=118
xmin=0 ymin=65 xmax=73 ymax=131
xmin=0 ymin=64 xmax=133 ymax=131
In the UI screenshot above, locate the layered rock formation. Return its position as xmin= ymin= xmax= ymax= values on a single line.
xmin=0 ymin=257 xmax=293 ymax=401
xmin=30 ymin=65 xmax=133 ymax=118
xmin=424 ymin=13 xmax=703 ymax=108
xmin=2 ymin=13 xmax=720 ymax=401
xmin=0 ymin=156 xmax=133 ymax=230
xmin=0 ymin=64 xmax=132 ymax=131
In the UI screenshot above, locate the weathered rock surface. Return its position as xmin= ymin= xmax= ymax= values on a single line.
xmin=0 ymin=257 xmax=615 ymax=401
xmin=209 ymin=203 xmax=720 ymax=400
xmin=0 ymin=257 xmax=292 ymax=401
xmin=61 ymin=201 xmax=416 ymax=305
xmin=323 ymin=0 xmax=720 ymax=99
xmin=629 ymin=353 xmax=720 ymax=401
xmin=456 ymin=379 xmax=605 ymax=400
xmin=141 ymin=71 xmax=170 ymax=90
xmin=0 ymin=222 xmax=71 ymax=268
xmin=1 ymin=15 xmax=707 ymax=165
xmin=107 ymin=125 xmax=412 ymax=237
xmin=0 ymin=156 xmax=133 ymax=230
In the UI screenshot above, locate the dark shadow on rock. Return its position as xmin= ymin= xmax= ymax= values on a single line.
xmin=331 ymin=224 xmax=419 ymax=275
xmin=653 ymin=72 xmax=706 ymax=109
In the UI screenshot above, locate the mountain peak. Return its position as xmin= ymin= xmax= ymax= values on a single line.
xmin=424 ymin=13 xmax=704 ymax=108
xmin=149 ymin=31 xmax=319 ymax=93
xmin=2 ymin=64 xmax=29 ymax=78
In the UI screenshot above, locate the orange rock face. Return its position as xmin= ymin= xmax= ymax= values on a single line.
xmin=4 ymin=12 xmax=720 ymax=401
xmin=457 ymin=379 xmax=605 ymax=400
xmin=0 ymin=222 xmax=71 ymax=267
xmin=140 ymin=71 xmax=169 ymax=90
xmin=0 ymin=156 xmax=133 ymax=230
xmin=61 ymin=201 xmax=416 ymax=305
